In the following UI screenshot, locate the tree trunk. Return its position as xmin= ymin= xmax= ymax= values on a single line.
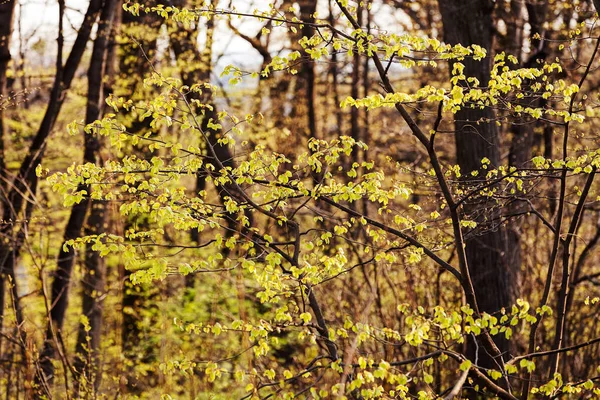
xmin=72 ymin=1 xmax=119 ymax=394
xmin=504 ymin=3 xmax=550 ymax=305
xmin=0 ymin=0 xmax=16 ymax=196
xmin=0 ymin=0 xmax=17 ymax=354
xmin=73 ymin=200 xmax=108 ymax=394
xmin=0 ymin=0 xmax=103 ymax=357
xmin=298 ymin=0 xmax=318 ymax=142
xmin=327 ymin=0 xmax=343 ymax=138
xmin=37 ymin=0 xmax=116 ymax=387
xmin=350 ymin=1 xmax=362 ymax=166
xmin=117 ymin=5 xmax=162 ymax=394
xmin=169 ymin=0 xmax=250 ymax=273
xmin=438 ymin=0 xmax=516 ymax=367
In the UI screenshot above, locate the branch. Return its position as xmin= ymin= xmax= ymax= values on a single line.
xmin=510 ymin=335 xmax=600 ymax=364
xmin=332 ymin=0 xmax=506 ymax=364
xmin=443 ymin=368 xmax=470 ymax=400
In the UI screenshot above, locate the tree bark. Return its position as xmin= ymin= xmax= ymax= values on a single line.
xmin=328 ymin=0 xmax=343 ymax=137
xmin=298 ymin=0 xmax=318 ymax=142
xmin=350 ymin=1 xmax=362 ymax=166
xmin=169 ymin=0 xmax=247 ymax=288
xmin=37 ymin=0 xmax=116 ymax=387
xmin=0 ymin=0 xmax=17 ymax=355
xmin=438 ymin=0 xmax=515 ymax=367
xmin=72 ymin=1 xmax=119 ymax=394
xmin=0 ymin=0 xmax=103 ymax=356
xmin=116 ymin=4 xmax=163 ymax=394
xmin=0 ymin=0 xmax=16 ymax=196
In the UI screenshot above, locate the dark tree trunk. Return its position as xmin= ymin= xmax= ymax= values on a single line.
xmin=272 ymin=0 xmax=317 ymax=149
xmin=169 ymin=0 xmax=251 ymax=282
xmin=508 ymin=2 xmax=548 ymax=168
xmin=0 ymin=0 xmax=16 ymax=196
xmin=361 ymin=3 xmax=371 ymax=217
xmin=73 ymin=200 xmax=108 ymax=394
xmin=0 ymin=0 xmax=17 ymax=352
xmin=504 ymin=4 xmax=550 ymax=305
xmin=37 ymin=195 xmax=89 ymax=383
xmin=168 ymin=0 xmax=221 ymax=290
xmin=438 ymin=0 xmax=516 ymax=368
xmin=1 ymin=0 xmax=103 ymax=364
xmin=328 ymin=0 xmax=343 ymax=138
xmin=350 ymin=1 xmax=362 ymax=166
xmin=117 ymin=5 xmax=162 ymax=394
xmin=298 ymin=0 xmax=318 ymax=142
xmin=37 ymin=0 xmax=116 ymax=387
xmin=73 ymin=0 xmax=120 ymax=394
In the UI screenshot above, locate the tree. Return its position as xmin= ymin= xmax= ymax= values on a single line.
xmin=1 ymin=0 xmax=103 ymax=371
xmin=0 ymin=0 xmax=17 ymax=196
xmin=72 ymin=0 xmax=120 ymax=394
xmin=437 ymin=0 xmax=515 ymax=368
xmin=36 ymin=0 xmax=117 ymax=388
xmin=42 ymin=0 xmax=600 ymax=397
xmin=2 ymin=1 xmax=600 ymax=398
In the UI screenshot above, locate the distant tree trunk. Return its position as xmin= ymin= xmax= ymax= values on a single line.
xmin=0 ymin=0 xmax=17 ymax=352
xmin=0 ymin=0 xmax=16 ymax=196
xmin=497 ymin=0 xmax=524 ymax=63
xmin=169 ymin=0 xmax=249 ymax=289
xmin=73 ymin=1 xmax=119 ymax=394
xmin=508 ymin=2 xmax=548 ymax=168
xmin=274 ymin=0 xmax=317 ymax=148
xmin=361 ymin=3 xmax=370 ymax=217
xmin=37 ymin=189 xmax=89 ymax=383
xmin=350 ymin=1 xmax=362 ymax=167
xmin=298 ymin=0 xmax=318 ymax=142
xmin=504 ymin=3 xmax=549 ymax=302
xmin=37 ymin=0 xmax=115 ymax=387
xmin=0 ymin=0 xmax=103 ymax=363
xmin=73 ymin=201 xmax=108 ymax=393
xmin=117 ymin=5 xmax=162 ymax=394
xmin=327 ymin=0 xmax=343 ymax=137
xmin=16 ymin=7 xmax=28 ymax=110
xmin=438 ymin=0 xmax=515 ymax=368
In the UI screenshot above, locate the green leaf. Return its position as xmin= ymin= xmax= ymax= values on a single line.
xmin=459 ymin=360 xmax=472 ymax=371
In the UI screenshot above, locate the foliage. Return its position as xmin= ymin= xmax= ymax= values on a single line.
xmin=2 ymin=0 xmax=600 ymax=399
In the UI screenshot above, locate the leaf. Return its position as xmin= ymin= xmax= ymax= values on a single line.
xmin=300 ymin=312 xmax=312 ymax=324
xmin=459 ymin=360 xmax=472 ymax=371
xmin=488 ymin=370 xmax=502 ymax=380
xmin=424 ymin=373 xmax=434 ymax=384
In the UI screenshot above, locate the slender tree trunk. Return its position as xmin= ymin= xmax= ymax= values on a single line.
xmin=508 ymin=2 xmax=548 ymax=168
xmin=274 ymin=0 xmax=317 ymax=151
xmin=350 ymin=1 xmax=362 ymax=167
xmin=328 ymin=0 xmax=343 ymax=137
xmin=117 ymin=5 xmax=162 ymax=394
xmin=37 ymin=0 xmax=115 ymax=387
xmin=73 ymin=201 xmax=108 ymax=394
xmin=361 ymin=3 xmax=370 ymax=217
xmin=298 ymin=0 xmax=318 ymax=142
xmin=438 ymin=0 xmax=515 ymax=368
xmin=0 ymin=0 xmax=103 ymax=356
xmin=0 ymin=0 xmax=16 ymax=196
xmin=0 ymin=0 xmax=17 ymax=354
xmin=169 ymin=0 xmax=250 ymax=271
xmin=16 ymin=4 xmax=28 ymax=110
xmin=504 ymin=4 xmax=550 ymax=307
xmin=72 ymin=1 xmax=119 ymax=395
xmin=169 ymin=0 xmax=217 ymax=289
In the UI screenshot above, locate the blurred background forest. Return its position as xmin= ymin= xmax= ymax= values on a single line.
xmin=2 ymin=0 xmax=600 ymax=399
